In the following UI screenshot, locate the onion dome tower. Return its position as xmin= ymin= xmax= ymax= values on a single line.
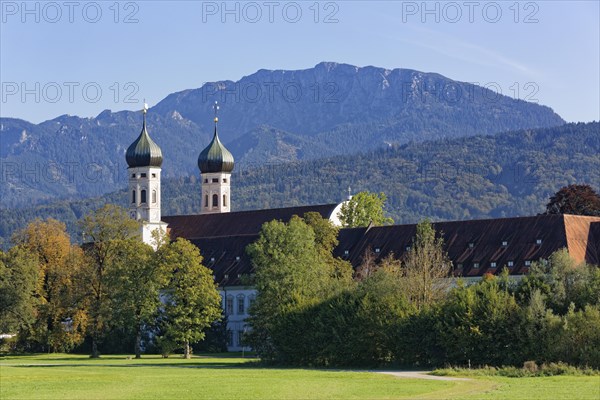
xmin=126 ymin=103 xmax=167 ymax=247
xmin=198 ymin=102 xmax=234 ymax=213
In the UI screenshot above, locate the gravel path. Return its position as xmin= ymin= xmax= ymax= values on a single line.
xmin=375 ymin=371 xmax=472 ymax=381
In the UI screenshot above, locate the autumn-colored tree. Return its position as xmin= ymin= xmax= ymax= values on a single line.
xmin=544 ymin=184 xmax=600 ymax=216
xmin=157 ymin=238 xmax=222 ymax=359
xmin=402 ymin=220 xmax=451 ymax=310
xmin=339 ymin=191 xmax=394 ymax=228
xmin=12 ymin=219 xmax=87 ymax=352
xmin=79 ymin=205 xmax=140 ymax=358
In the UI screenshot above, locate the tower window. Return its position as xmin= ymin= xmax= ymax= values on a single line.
xmin=152 ymin=173 xmax=156 ymax=178
xmin=141 ymin=173 xmax=147 ymax=178
xmin=131 ymin=190 xmax=136 ymax=204
xmin=204 ymin=179 xmax=208 ymax=184
xmin=131 ymin=173 xmax=136 ymax=178
xmin=204 ymin=195 xmax=209 ymax=207
xmin=141 ymin=190 xmax=147 ymax=204
xmin=223 ymin=194 xmax=227 ymax=207
xmin=212 ymin=178 xmax=219 ymax=183
xmin=152 ymin=190 xmax=157 ymax=204
xmin=212 ymin=194 xmax=218 ymax=207
xmin=223 ymin=178 xmax=228 ymax=183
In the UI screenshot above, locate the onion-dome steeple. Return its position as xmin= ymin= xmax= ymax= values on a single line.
xmin=126 ymin=103 xmax=163 ymax=168
xmin=198 ymin=102 xmax=234 ymax=173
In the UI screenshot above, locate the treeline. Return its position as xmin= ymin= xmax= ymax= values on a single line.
xmin=247 ymin=215 xmax=600 ymax=368
xmin=1 ymin=122 xmax=598 ymax=247
xmin=0 ymin=206 xmax=222 ymax=358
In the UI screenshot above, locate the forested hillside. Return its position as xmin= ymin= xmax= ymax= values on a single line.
xmin=1 ymin=122 xmax=597 ymax=248
xmin=1 ymin=62 xmax=564 ymax=208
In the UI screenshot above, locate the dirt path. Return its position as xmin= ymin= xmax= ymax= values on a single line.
xmin=375 ymin=371 xmax=472 ymax=381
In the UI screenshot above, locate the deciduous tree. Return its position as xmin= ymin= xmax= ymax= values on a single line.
xmin=339 ymin=191 xmax=394 ymax=228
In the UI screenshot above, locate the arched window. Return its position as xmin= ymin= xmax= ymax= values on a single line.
xmin=141 ymin=190 xmax=147 ymax=204
xmin=131 ymin=190 xmax=136 ymax=204
xmin=212 ymin=194 xmax=218 ymax=207
xmin=152 ymin=190 xmax=157 ymax=204
xmin=223 ymin=194 xmax=227 ymax=207
xmin=204 ymin=194 xmax=209 ymax=207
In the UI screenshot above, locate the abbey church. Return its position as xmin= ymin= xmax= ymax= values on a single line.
xmin=125 ymin=105 xmax=600 ymax=351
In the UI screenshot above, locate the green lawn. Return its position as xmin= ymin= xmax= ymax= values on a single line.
xmin=0 ymin=354 xmax=598 ymax=400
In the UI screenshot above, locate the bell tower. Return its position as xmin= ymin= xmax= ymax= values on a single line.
xmin=125 ymin=103 xmax=167 ymax=247
xmin=198 ymin=102 xmax=235 ymax=214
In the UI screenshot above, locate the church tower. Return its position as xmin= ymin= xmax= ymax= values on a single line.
xmin=126 ymin=103 xmax=167 ymax=246
xmin=198 ymin=102 xmax=234 ymax=214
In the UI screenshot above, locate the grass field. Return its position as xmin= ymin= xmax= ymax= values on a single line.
xmin=0 ymin=354 xmax=598 ymax=400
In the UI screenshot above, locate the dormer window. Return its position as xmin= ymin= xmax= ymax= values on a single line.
xmin=405 ymin=246 xmax=411 ymax=251
xmin=210 ymin=257 xmax=215 ymax=262
xmin=375 ymin=248 xmax=381 ymax=253
xmin=536 ymin=239 xmax=542 ymax=245
xmin=344 ymin=250 xmax=349 ymax=255
xmin=525 ymin=260 xmax=532 ymax=266
xmin=235 ymin=256 xmax=240 ymax=261
xmin=490 ymin=262 xmax=497 ymax=268
xmin=508 ymin=261 xmax=514 ymax=267
xmin=502 ymin=241 xmax=508 ymax=247
xmin=468 ymin=242 xmax=475 ymax=248
xmin=473 ymin=262 xmax=480 ymax=269
xmin=457 ymin=263 xmax=463 ymax=269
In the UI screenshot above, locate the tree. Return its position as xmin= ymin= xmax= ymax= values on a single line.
xmin=339 ymin=191 xmax=394 ymax=228
xmin=107 ymin=239 xmax=163 ymax=358
xmin=0 ymin=247 xmax=38 ymax=337
xmin=79 ymin=205 xmax=140 ymax=358
xmin=12 ymin=219 xmax=87 ymax=352
xmin=157 ymin=238 xmax=222 ymax=359
xmin=402 ymin=220 xmax=451 ymax=310
xmin=544 ymin=184 xmax=600 ymax=216
xmin=246 ymin=216 xmax=336 ymax=361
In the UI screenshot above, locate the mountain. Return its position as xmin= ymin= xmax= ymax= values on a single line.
xmin=0 ymin=62 xmax=564 ymax=209
xmin=1 ymin=122 xmax=597 ymax=247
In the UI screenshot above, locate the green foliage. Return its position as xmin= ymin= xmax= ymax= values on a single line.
xmin=157 ymin=238 xmax=222 ymax=358
xmin=339 ymin=191 xmax=394 ymax=228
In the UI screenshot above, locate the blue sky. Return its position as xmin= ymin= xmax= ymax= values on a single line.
xmin=1 ymin=0 xmax=599 ymax=123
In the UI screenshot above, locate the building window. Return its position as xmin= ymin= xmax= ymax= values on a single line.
xmin=490 ymin=262 xmax=497 ymax=268
xmin=223 ymin=194 xmax=227 ymax=207
xmin=405 ymin=246 xmax=411 ymax=251
xmin=212 ymin=194 xmax=218 ymax=207
xmin=223 ymin=178 xmax=228 ymax=183
xmin=212 ymin=178 xmax=219 ymax=183
xmin=473 ymin=262 xmax=480 ymax=269
xmin=508 ymin=261 xmax=514 ymax=267
xmin=131 ymin=173 xmax=136 ymax=178
xmin=131 ymin=190 xmax=136 ymax=203
xmin=502 ymin=241 xmax=508 ymax=246
xmin=525 ymin=260 xmax=532 ymax=266
xmin=457 ymin=263 xmax=463 ymax=269
xmin=152 ymin=173 xmax=156 ymax=178
xmin=536 ymin=239 xmax=543 ymax=245
xmin=344 ymin=250 xmax=349 ymax=255
xmin=227 ymin=330 xmax=233 ymax=347
xmin=141 ymin=173 xmax=147 ymax=178
xmin=204 ymin=195 xmax=209 ymax=207
xmin=468 ymin=242 xmax=475 ymax=248
xmin=237 ymin=295 xmax=245 ymax=315
xmin=141 ymin=190 xmax=147 ymax=204
xmin=226 ymin=295 xmax=234 ymax=315
xmin=152 ymin=190 xmax=157 ymax=204
xmin=204 ymin=179 xmax=208 ymax=184
xmin=248 ymin=295 xmax=256 ymax=309
xmin=235 ymin=256 xmax=240 ymax=261
xmin=375 ymin=248 xmax=381 ymax=253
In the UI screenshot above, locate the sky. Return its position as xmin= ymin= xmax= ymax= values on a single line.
xmin=1 ymin=0 xmax=599 ymax=123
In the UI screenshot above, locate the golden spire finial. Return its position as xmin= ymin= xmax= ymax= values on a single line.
xmin=213 ymin=101 xmax=219 ymax=123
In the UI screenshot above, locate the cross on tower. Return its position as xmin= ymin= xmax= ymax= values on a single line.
xmin=213 ymin=101 xmax=219 ymax=123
